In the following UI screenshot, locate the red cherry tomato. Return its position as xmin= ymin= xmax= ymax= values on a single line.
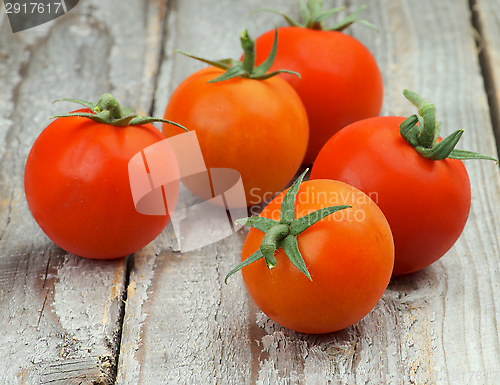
xmin=311 ymin=116 xmax=471 ymax=275
xmin=24 ymin=108 xmax=179 ymax=259
xmin=163 ymin=66 xmax=309 ymax=206
xmin=254 ymin=27 xmax=383 ymax=164
xmin=240 ymin=179 xmax=394 ymax=334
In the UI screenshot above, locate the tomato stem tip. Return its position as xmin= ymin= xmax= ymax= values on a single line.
xmin=400 ymin=90 xmax=497 ymax=162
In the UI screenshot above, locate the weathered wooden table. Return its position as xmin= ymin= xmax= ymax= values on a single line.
xmin=1 ymin=0 xmax=500 ymax=384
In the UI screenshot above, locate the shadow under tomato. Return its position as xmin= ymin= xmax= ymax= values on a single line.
xmin=386 ymin=261 xmax=447 ymax=301
xmin=243 ymin=261 xmax=448 ymax=375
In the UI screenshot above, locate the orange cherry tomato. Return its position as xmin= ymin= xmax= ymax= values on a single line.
xmin=254 ymin=27 xmax=383 ymax=164
xmin=163 ymin=66 xmax=309 ymax=206
xmin=240 ymin=179 xmax=394 ymax=334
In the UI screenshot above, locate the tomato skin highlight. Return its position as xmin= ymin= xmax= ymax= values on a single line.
xmin=163 ymin=66 xmax=309 ymax=207
xmin=241 ymin=179 xmax=394 ymax=334
xmin=310 ymin=116 xmax=471 ymax=275
xmin=24 ymin=110 xmax=179 ymax=259
xmin=254 ymin=27 xmax=383 ymax=165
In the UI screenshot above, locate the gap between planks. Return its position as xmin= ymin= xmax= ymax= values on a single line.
xmin=110 ymin=1 xmax=173 ymax=383
xmin=469 ymin=0 xmax=500 ymax=159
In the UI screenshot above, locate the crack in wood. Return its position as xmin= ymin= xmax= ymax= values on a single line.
xmin=109 ymin=254 xmax=132 ymax=384
xmin=37 ymin=289 xmax=49 ymax=329
xmin=0 ymin=186 xmax=16 ymax=242
xmin=148 ymin=0 xmax=171 ymax=117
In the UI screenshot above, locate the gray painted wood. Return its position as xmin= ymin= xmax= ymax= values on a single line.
xmin=0 ymin=0 xmax=168 ymax=383
xmin=1 ymin=0 xmax=500 ymax=384
xmin=119 ymin=0 xmax=500 ymax=384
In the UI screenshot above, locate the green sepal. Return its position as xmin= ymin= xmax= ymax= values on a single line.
xmin=219 ymin=58 xmax=240 ymax=67
xmin=400 ymin=114 xmax=420 ymax=145
xmin=329 ymin=5 xmax=379 ymax=32
xmin=448 ymin=149 xmax=498 ymax=162
xmin=250 ymin=8 xmax=304 ymax=28
xmin=299 ymin=0 xmax=309 ymax=25
xmin=174 ymin=50 xmax=232 ymax=71
xmin=253 ymin=69 xmax=301 ymax=80
xmin=50 ymin=112 xmax=138 ymax=127
xmin=400 ymin=90 xmax=497 ymax=162
xmin=50 ymin=94 xmax=188 ymax=131
xmin=315 ymin=6 xmax=345 ymax=24
xmin=281 ymin=235 xmax=312 ymax=280
xmin=210 ymin=30 xmax=304 ymax=81
xmin=207 ymin=65 xmax=249 ymax=83
xmin=290 ymin=205 xmax=351 ymax=236
xmin=224 ymin=249 xmax=264 ymax=284
xmin=252 ymin=1 xmax=377 ymax=32
xmin=414 ymin=130 xmax=464 ymax=160
xmin=129 ymin=116 xmax=188 ymax=131
xmin=235 ymin=217 xmax=279 ymax=233
xmin=434 ymin=121 xmax=442 ymax=143
xmin=52 ymin=98 xmax=96 ymax=110
xmin=400 ymin=114 xmax=418 ymax=136
xmin=175 ymin=29 xmax=299 ymax=82
xmin=225 ymin=169 xmax=350 ymax=283
xmin=353 ymin=18 xmax=380 ymax=31
xmin=252 ymin=29 xmax=279 ymax=76
xmin=280 ymin=169 xmax=308 ymax=225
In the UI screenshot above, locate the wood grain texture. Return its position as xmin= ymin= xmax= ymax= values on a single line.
xmin=339 ymin=1 xmax=500 ymax=382
xmin=118 ymin=0 xmax=500 ymax=384
xmin=1 ymin=0 xmax=500 ymax=384
xmin=0 ymin=0 xmax=168 ymax=383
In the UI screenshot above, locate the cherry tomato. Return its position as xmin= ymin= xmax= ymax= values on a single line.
xmin=311 ymin=116 xmax=471 ymax=275
xmin=253 ymin=26 xmax=383 ymax=164
xmin=237 ymin=178 xmax=394 ymax=334
xmin=25 ymin=97 xmax=180 ymax=259
xmin=163 ymin=66 xmax=308 ymax=206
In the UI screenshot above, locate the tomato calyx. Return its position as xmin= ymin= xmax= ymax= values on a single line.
xmin=400 ymin=90 xmax=497 ymax=162
xmin=175 ymin=29 xmax=300 ymax=83
xmin=225 ymin=169 xmax=351 ymax=283
xmin=51 ymin=93 xmax=187 ymax=131
xmin=252 ymin=0 xmax=377 ymax=32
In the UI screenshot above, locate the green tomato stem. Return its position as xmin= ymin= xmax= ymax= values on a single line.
xmin=175 ymin=29 xmax=300 ymax=82
xmin=94 ymin=93 xmax=124 ymax=120
xmin=260 ymin=223 xmax=290 ymax=268
xmin=306 ymin=0 xmax=323 ymax=29
xmin=400 ymin=90 xmax=497 ymax=162
xmin=240 ymin=30 xmax=256 ymax=74
xmin=50 ymin=94 xmax=187 ymax=131
xmin=225 ymin=169 xmax=350 ymax=283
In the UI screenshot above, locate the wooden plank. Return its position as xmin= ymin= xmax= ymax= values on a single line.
xmin=0 ymin=0 xmax=168 ymax=383
xmin=333 ymin=0 xmax=500 ymax=381
xmin=117 ymin=2 xmax=300 ymax=382
xmin=338 ymin=0 xmax=500 ymax=380
xmin=117 ymin=0 xmax=500 ymax=384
